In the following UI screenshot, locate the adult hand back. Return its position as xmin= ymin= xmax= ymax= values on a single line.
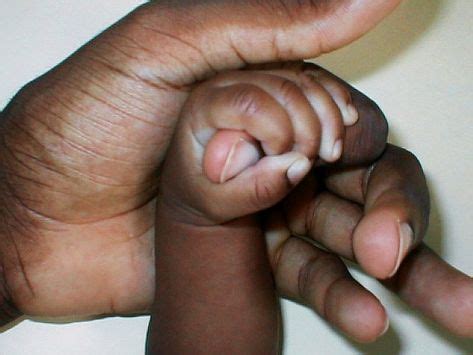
xmin=0 ymin=0 xmax=401 ymax=321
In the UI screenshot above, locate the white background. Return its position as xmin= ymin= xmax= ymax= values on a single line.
xmin=0 ymin=0 xmax=472 ymax=354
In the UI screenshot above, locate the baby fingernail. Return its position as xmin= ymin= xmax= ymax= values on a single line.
xmin=287 ymin=158 xmax=311 ymax=185
xmin=389 ymin=223 xmax=414 ymax=277
xmin=344 ymin=103 xmax=359 ymax=126
xmin=220 ymin=138 xmax=260 ymax=183
xmin=331 ymin=139 xmax=343 ymax=161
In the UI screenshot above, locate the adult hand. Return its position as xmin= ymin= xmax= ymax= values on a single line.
xmin=0 ymin=0 xmax=470 ymax=342
xmin=0 ymin=0 xmax=402 ymax=322
xmin=265 ymin=144 xmax=472 ymax=341
xmin=198 ymin=62 xmax=473 ymax=342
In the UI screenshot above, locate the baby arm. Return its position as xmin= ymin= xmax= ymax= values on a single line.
xmin=146 ymin=66 xmax=359 ymax=354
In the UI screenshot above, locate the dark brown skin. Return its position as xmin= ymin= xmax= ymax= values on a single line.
xmin=0 ymin=0 xmax=471 ymax=343
xmin=149 ymin=213 xmax=280 ymax=354
xmin=269 ymin=145 xmax=472 ymax=339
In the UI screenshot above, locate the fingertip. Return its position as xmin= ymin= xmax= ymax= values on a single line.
xmin=353 ymin=209 xmax=411 ymax=280
xmin=345 ymin=103 xmax=359 ymax=126
xmin=325 ymin=279 xmax=388 ymax=343
xmin=307 ymin=70 xmax=359 ymax=127
xmin=340 ymin=91 xmax=388 ymax=166
xmin=380 ymin=317 xmax=390 ymax=337
xmin=319 ymin=138 xmax=343 ymax=163
xmin=389 ymin=223 xmax=414 ymax=278
xmin=203 ymin=130 xmax=260 ymax=183
xmin=286 ymin=157 xmax=311 ymax=185
xmin=332 ymin=139 xmax=343 ymax=162
xmin=228 ymin=152 xmax=311 ymax=214
xmin=298 ymin=73 xmax=344 ymax=164
xmin=219 ymin=137 xmax=261 ymax=183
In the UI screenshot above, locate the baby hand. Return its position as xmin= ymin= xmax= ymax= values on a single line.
xmin=159 ymin=64 xmax=359 ymax=225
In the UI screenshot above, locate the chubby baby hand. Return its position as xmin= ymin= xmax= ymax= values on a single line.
xmin=158 ymin=63 xmax=360 ymax=225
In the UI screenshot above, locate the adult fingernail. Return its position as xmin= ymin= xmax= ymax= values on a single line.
xmin=389 ymin=223 xmax=414 ymax=277
xmin=381 ymin=317 xmax=390 ymax=336
xmin=220 ymin=138 xmax=260 ymax=183
xmin=287 ymin=158 xmax=311 ymax=185
xmin=331 ymin=139 xmax=343 ymax=162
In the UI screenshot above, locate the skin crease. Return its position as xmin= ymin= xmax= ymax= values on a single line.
xmin=0 ymin=0 xmax=471 ymax=343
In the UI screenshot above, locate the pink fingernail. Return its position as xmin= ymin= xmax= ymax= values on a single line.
xmin=331 ymin=139 xmax=343 ymax=161
xmin=286 ymin=158 xmax=311 ymax=185
xmin=345 ymin=104 xmax=359 ymax=126
xmin=389 ymin=223 xmax=414 ymax=277
xmin=381 ymin=317 xmax=390 ymax=336
xmin=219 ymin=138 xmax=260 ymax=183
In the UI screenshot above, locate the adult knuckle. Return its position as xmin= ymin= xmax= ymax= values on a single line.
xmin=298 ymin=253 xmax=345 ymax=296
xmin=297 ymin=257 xmax=315 ymax=299
xmin=278 ymin=0 xmax=339 ymax=20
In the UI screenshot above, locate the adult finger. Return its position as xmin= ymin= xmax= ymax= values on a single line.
xmin=286 ymin=145 xmax=429 ymax=278
xmin=325 ymin=145 xmax=430 ymax=279
xmin=265 ymin=209 xmax=388 ymax=343
xmin=282 ymin=178 xmax=473 ymax=338
xmin=137 ymin=0 xmax=403 ymax=85
xmin=283 ymin=146 xmax=472 ymax=337
xmin=385 ymin=245 xmax=473 ymax=338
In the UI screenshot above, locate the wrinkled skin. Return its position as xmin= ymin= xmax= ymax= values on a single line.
xmin=0 ymin=0 xmax=471 ymax=343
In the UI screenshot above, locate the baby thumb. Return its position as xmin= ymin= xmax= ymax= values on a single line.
xmin=204 ymin=130 xmax=262 ymax=184
xmin=232 ymin=152 xmax=312 ymax=214
xmin=203 ymin=130 xmax=312 ymax=218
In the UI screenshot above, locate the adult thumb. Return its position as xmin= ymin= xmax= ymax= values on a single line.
xmin=131 ymin=0 xmax=402 ymax=86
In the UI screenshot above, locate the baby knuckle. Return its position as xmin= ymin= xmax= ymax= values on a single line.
xmin=277 ymin=79 xmax=302 ymax=107
xmin=231 ymin=86 xmax=264 ymax=117
xmin=302 ymin=137 xmax=320 ymax=156
xmin=252 ymin=175 xmax=281 ymax=208
xmin=315 ymin=253 xmax=346 ymax=275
